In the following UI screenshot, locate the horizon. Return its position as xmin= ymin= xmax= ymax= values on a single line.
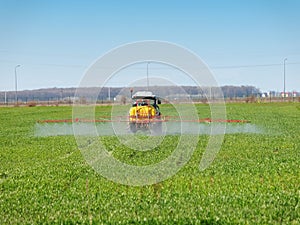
xmin=0 ymin=84 xmax=295 ymax=95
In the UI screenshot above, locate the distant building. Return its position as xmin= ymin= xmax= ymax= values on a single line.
xmin=280 ymin=92 xmax=299 ymax=97
xmin=63 ymin=96 xmax=80 ymax=103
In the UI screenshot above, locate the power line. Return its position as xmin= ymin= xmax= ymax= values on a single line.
xmin=1 ymin=59 xmax=300 ymax=69
xmin=211 ymin=62 xmax=300 ymax=69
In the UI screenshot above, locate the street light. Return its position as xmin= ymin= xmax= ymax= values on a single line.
xmin=14 ymin=65 xmax=21 ymax=103
xmin=283 ymin=58 xmax=287 ymax=99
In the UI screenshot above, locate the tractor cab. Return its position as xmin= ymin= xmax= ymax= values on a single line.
xmin=131 ymin=91 xmax=161 ymax=113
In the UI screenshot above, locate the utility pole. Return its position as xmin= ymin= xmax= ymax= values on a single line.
xmin=146 ymin=62 xmax=150 ymax=91
xmin=283 ymin=58 xmax=287 ymax=99
xmin=108 ymin=87 xmax=111 ymax=101
xmin=14 ymin=65 xmax=21 ymax=103
xmin=130 ymin=88 xmax=133 ymax=98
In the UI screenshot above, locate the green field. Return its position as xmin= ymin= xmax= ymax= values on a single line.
xmin=0 ymin=103 xmax=299 ymax=224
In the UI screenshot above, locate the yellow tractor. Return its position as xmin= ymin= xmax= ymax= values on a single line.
xmin=129 ymin=91 xmax=162 ymax=133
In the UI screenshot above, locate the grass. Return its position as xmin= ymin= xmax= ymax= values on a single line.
xmin=0 ymin=103 xmax=299 ymax=224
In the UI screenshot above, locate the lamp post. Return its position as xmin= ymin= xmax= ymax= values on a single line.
xmin=14 ymin=65 xmax=21 ymax=103
xmin=283 ymin=58 xmax=287 ymax=99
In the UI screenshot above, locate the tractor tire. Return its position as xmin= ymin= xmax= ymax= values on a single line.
xmin=152 ymin=122 xmax=162 ymax=135
xmin=129 ymin=123 xmax=137 ymax=133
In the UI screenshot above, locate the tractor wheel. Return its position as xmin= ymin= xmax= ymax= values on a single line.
xmin=152 ymin=122 xmax=162 ymax=135
xmin=129 ymin=123 xmax=137 ymax=133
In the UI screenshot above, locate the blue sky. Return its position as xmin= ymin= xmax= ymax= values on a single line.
xmin=0 ymin=0 xmax=300 ymax=92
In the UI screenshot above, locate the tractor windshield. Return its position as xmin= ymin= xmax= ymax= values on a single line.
xmin=132 ymin=98 xmax=155 ymax=106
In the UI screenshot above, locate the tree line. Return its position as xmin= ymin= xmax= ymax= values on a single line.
xmin=0 ymin=85 xmax=260 ymax=103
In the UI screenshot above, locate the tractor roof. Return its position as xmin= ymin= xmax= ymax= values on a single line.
xmin=132 ymin=91 xmax=157 ymax=99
